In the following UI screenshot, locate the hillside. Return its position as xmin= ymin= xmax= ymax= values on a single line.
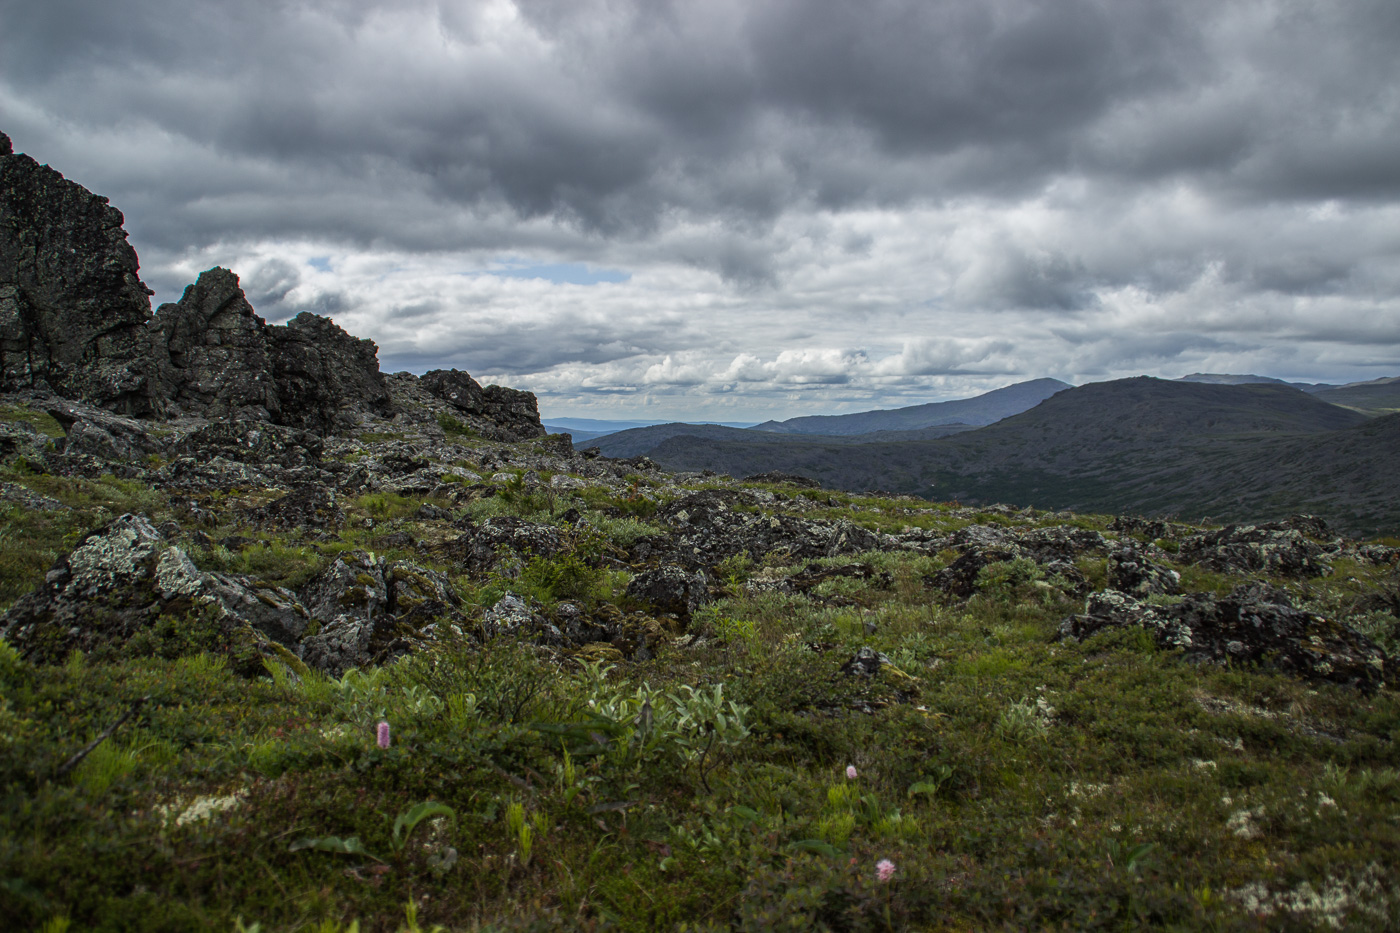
xmin=751 ymin=378 xmax=1071 ymax=435
xmin=4 ymin=130 xmax=1400 ymax=932
xmin=2 ymin=398 xmax=1400 ymax=931
xmin=1310 ymin=376 xmax=1400 ymax=416
xmin=592 ymin=421 xmax=978 ymax=458
xmin=638 ymin=379 xmax=1399 ymax=535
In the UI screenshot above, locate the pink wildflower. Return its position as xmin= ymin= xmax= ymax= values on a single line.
xmin=377 ymin=721 xmax=391 ymax=748
xmin=876 ymin=859 xmax=896 ymax=882
xmin=846 ymin=765 xmax=858 ymax=780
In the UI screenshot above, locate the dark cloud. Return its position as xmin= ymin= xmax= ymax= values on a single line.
xmin=1 ymin=0 xmax=1397 ymax=415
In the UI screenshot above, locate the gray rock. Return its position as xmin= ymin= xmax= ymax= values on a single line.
xmin=625 ymin=565 xmax=711 ymax=618
xmin=0 ymin=513 xmax=307 ymax=673
xmin=152 ymin=268 xmax=391 ymax=432
xmin=442 ymin=516 xmax=565 ymax=571
xmin=1060 ymin=585 xmax=1394 ymax=692
xmin=1106 ymin=545 xmax=1181 ymax=597
xmin=421 ymin=369 xmax=546 ymax=441
xmin=1179 ymin=524 xmax=1333 ymax=578
xmin=151 ymin=268 xmax=281 ymax=420
xmin=651 ymin=489 xmax=885 ymax=569
xmin=482 ymin=593 xmax=539 ymax=636
xmin=172 ymin=421 xmax=322 ymax=469
xmin=268 ymin=310 xmax=390 ymax=433
xmin=0 ymin=140 xmax=157 ymax=412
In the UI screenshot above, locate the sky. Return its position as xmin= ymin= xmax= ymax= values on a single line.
xmin=2 ymin=0 xmax=1398 ymax=422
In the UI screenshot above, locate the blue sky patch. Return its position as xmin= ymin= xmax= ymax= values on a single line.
xmin=489 ymin=262 xmax=630 ymax=285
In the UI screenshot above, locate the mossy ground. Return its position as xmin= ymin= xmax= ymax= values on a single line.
xmin=0 ymin=448 xmax=1398 ymax=931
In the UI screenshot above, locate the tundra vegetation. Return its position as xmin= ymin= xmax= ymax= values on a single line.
xmin=0 ymin=404 xmax=1397 ymax=932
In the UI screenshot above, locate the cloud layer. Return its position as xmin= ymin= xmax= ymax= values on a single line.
xmin=3 ymin=0 xmax=1397 ymax=420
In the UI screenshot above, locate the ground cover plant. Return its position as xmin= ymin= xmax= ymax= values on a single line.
xmin=1 ymin=402 xmax=1398 ymax=932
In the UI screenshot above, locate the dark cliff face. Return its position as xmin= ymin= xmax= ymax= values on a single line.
xmin=0 ymin=131 xmax=543 ymax=439
xmin=0 ymin=133 xmax=157 ymax=413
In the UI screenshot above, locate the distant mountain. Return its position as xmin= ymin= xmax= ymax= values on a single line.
xmin=638 ymin=378 xmax=1396 ymax=535
xmin=750 ymin=378 xmax=1071 ymax=435
xmin=1309 ymin=376 xmax=1400 ymax=417
xmin=591 ymin=421 xmax=978 ymax=459
xmin=543 ymin=418 xmax=760 ymax=444
xmin=1176 ymin=372 xmax=1296 ymax=386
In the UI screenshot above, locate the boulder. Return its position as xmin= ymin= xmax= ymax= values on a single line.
xmin=1060 ymin=585 xmax=1394 ymax=692
xmin=0 ymin=137 xmax=157 ymax=412
xmin=420 ymin=369 xmax=546 ymax=441
xmin=441 ymin=516 xmax=565 ymax=571
xmin=172 ymin=421 xmax=322 ymax=469
xmin=625 ymin=565 xmax=711 ymax=618
xmin=1179 ymin=524 xmax=1333 ymax=578
xmin=249 ymin=485 xmax=342 ymax=531
xmin=654 ymin=489 xmax=884 ymax=568
xmin=929 ymin=546 xmax=1023 ymax=599
xmin=1106 ymin=545 xmax=1181 ymax=597
xmin=297 ymin=551 xmax=390 ymax=676
xmin=0 ymin=514 xmax=309 ymax=673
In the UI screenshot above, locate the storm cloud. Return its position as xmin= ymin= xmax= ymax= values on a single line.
xmin=2 ymin=0 xmax=1397 ymax=420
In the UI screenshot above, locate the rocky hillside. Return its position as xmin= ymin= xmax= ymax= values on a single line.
xmin=1 ymin=130 xmax=542 ymax=441
xmin=2 ymin=130 xmax=1400 ymax=931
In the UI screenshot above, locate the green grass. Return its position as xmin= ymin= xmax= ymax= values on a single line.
xmin=1 ymin=454 xmax=1399 ymax=931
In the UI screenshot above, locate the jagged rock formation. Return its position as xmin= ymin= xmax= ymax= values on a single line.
xmin=0 ymin=130 xmax=157 ymax=413
xmin=0 ymin=132 xmax=543 ymax=440
xmin=151 ymin=267 xmax=393 ymax=432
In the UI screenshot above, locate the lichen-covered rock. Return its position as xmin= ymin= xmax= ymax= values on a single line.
xmin=1060 ymin=585 xmax=1394 ymax=692
xmin=0 ymin=137 xmax=157 ymax=413
xmin=653 ymin=489 xmax=884 ymax=568
xmin=481 ymin=593 xmax=542 ymax=637
xmin=442 ymin=516 xmax=565 ymax=571
xmin=41 ymin=403 xmax=164 ymax=472
xmin=249 ymin=485 xmax=342 ymax=531
xmin=415 ymin=369 xmax=546 ymax=441
xmin=387 ymin=560 xmax=461 ymax=628
xmin=929 ymin=546 xmax=1023 ymax=599
xmin=1107 ymin=545 xmax=1181 ymax=597
xmin=0 ymin=514 xmax=308 ymax=673
xmin=625 ymin=565 xmax=711 ymax=618
xmin=1179 ymin=524 xmax=1334 ymax=578
xmin=173 ymin=420 xmax=322 ymax=469
xmin=297 ymin=550 xmax=389 ymax=676
xmin=1017 ymin=526 xmax=1110 ymax=562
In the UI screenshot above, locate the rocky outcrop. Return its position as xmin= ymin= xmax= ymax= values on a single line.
xmin=0 ymin=133 xmax=157 ymax=412
xmin=1179 ymin=522 xmax=1336 ymax=578
xmin=267 ymin=311 xmax=391 ymax=433
xmin=647 ymin=489 xmax=884 ymax=569
xmin=150 ymin=268 xmax=280 ymax=420
xmin=407 ymin=368 xmax=547 ymax=442
xmin=0 ymin=514 xmax=308 ymax=674
xmin=151 ymin=268 xmax=391 ymax=431
xmin=1060 ymin=586 xmax=1394 ymax=692
xmin=625 ymin=565 xmax=712 ymax=618
xmin=0 ymin=133 xmax=542 ymax=439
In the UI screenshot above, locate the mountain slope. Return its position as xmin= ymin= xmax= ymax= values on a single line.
xmin=1309 ymin=376 xmax=1400 ymax=416
xmin=642 ymin=378 xmax=1396 ymax=534
xmin=592 ymin=421 xmax=978 ymax=458
xmin=750 ymin=378 xmax=1071 ymax=435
